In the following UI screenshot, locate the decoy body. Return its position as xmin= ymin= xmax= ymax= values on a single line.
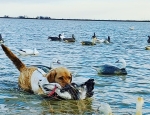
xmin=103 ymin=36 xmax=111 ymax=43
xmin=93 ymin=58 xmax=127 ymax=75
xmin=31 ymin=58 xmax=60 ymax=73
xmin=97 ymin=103 xmax=113 ymax=115
xmin=0 ymin=34 xmax=4 ymax=43
xmin=147 ymin=36 xmax=150 ymax=43
xmin=48 ymin=34 xmax=62 ymax=41
xmin=16 ymin=48 xmax=39 ymax=56
xmin=63 ymin=34 xmax=75 ymax=42
xmin=39 ymin=78 xmax=95 ymax=100
xmin=81 ymin=33 xmax=97 ymax=45
xmin=145 ymin=45 xmax=150 ymax=50
xmin=97 ymin=97 xmax=144 ymax=115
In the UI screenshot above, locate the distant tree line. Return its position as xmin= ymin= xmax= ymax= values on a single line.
xmin=2 ymin=15 xmax=51 ymax=19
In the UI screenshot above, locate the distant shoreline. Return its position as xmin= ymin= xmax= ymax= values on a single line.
xmin=0 ymin=17 xmax=150 ymax=22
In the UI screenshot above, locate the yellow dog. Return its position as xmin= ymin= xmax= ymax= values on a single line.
xmin=1 ymin=44 xmax=72 ymax=94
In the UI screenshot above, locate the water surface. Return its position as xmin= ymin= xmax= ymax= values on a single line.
xmin=0 ymin=19 xmax=150 ymax=114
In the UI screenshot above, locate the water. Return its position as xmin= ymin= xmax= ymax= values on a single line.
xmin=0 ymin=18 xmax=150 ymax=114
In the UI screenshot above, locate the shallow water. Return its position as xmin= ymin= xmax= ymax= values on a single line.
xmin=0 ymin=18 xmax=150 ymax=114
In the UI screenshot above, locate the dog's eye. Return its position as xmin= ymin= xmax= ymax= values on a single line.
xmin=68 ymin=76 xmax=71 ymax=79
xmin=59 ymin=77 xmax=63 ymax=80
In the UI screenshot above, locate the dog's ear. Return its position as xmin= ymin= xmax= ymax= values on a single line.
xmin=46 ymin=69 xmax=57 ymax=82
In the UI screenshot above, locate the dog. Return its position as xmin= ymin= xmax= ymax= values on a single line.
xmin=38 ymin=79 xmax=94 ymax=100
xmin=1 ymin=44 xmax=72 ymax=95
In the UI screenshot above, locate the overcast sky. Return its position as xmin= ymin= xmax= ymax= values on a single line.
xmin=0 ymin=0 xmax=150 ymax=20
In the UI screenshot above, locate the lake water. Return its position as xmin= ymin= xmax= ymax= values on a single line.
xmin=0 ymin=18 xmax=150 ymax=115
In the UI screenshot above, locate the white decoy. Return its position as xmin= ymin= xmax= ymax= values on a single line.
xmin=136 ymin=97 xmax=144 ymax=115
xmin=97 ymin=97 xmax=144 ymax=115
xmin=60 ymin=33 xmax=65 ymax=39
xmin=97 ymin=102 xmax=113 ymax=115
xmin=16 ymin=48 xmax=39 ymax=56
xmin=145 ymin=45 xmax=150 ymax=50
xmin=93 ymin=58 xmax=127 ymax=75
xmin=39 ymin=79 xmax=94 ymax=100
xmin=103 ymin=36 xmax=111 ymax=44
xmin=31 ymin=58 xmax=61 ymax=73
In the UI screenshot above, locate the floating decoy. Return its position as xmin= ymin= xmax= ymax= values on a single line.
xmin=15 ymin=48 xmax=39 ymax=56
xmin=39 ymin=78 xmax=94 ymax=100
xmin=96 ymin=36 xmax=110 ymax=44
xmin=129 ymin=26 xmax=134 ymax=30
xmin=0 ymin=34 xmax=4 ymax=43
xmin=48 ymin=34 xmax=62 ymax=41
xmin=97 ymin=97 xmax=144 ymax=115
xmin=136 ymin=97 xmax=144 ymax=115
xmin=147 ymin=36 xmax=150 ymax=43
xmin=31 ymin=58 xmax=61 ymax=73
xmin=92 ymin=58 xmax=127 ymax=75
xmin=145 ymin=45 xmax=150 ymax=50
xmin=81 ymin=33 xmax=97 ymax=45
xmin=103 ymin=36 xmax=111 ymax=44
xmin=97 ymin=103 xmax=113 ymax=115
xmin=63 ymin=34 xmax=75 ymax=42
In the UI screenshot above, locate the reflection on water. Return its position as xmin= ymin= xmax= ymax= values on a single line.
xmin=0 ymin=19 xmax=150 ymax=114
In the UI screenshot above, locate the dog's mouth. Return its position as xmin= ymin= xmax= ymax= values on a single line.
xmin=47 ymin=85 xmax=57 ymax=97
xmin=60 ymin=84 xmax=80 ymax=100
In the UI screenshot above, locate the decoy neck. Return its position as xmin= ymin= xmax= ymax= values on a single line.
xmin=50 ymin=58 xmax=61 ymax=69
xmin=108 ymin=36 xmax=110 ymax=42
xmin=136 ymin=97 xmax=144 ymax=115
xmin=0 ymin=34 xmax=4 ymax=42
xmin=115 ymin=58 xmax=126 ymax=69
xmin=147 ymin=36 xmax=150 ymax=43
xmin=0 ymin=34 xmax=2 ymax=39
xmin=33 ymin=48 xmax=39 ymax=55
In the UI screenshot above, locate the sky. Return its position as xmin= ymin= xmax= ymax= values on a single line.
xmin=0 ymin=0 xmax=150 ymax=20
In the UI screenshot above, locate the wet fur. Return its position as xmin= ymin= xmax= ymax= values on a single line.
xmin=1 ymin=44 xmax=72 ymax=94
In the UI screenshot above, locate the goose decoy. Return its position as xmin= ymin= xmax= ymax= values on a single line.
xmin=92 ymin=58 xmax=127 ymax=75
xmin=97 ymin=103 xmax=113 ymax=115
xmin=31 ymin=58 xmax=61 ymax=73
xmin=103 ymin=36 xmax=110 ymax=44
xmin=0 ymin=34 xmax=4 ymax=43
xmin=15 ymin=48 xmax=39 ymax=56
xmin=63 ymin=34 xmax=75 ymax=42
xmin=97 ymin=97 xmax=144 ymax=115
xmin=145 ymin=45 xmax=150 ymax=50
xmin=136 ymin=97 xmax=144 ymax=115
xmin=147 ymin=36 xmax=150 ymax=43
xmin=81 ymin=33 xmax=97 ymax=45
xmin=48 ymin=34 xmax=62 ymax=41
xmin=39 ymin=78 xmax=94 ymax=100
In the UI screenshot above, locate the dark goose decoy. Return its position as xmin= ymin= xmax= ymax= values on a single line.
xmin=0 ymin=34 xmax=4 ymax=43
xmin=147 ymin=36 xmax=150 ymax=43
xmin=81 ymin=33 xmax=97 ymax=45
xmin=48 ymin=34 xmax=62 ymax=41
xmin=93 ymin=58 xmax=127 ymax=75
xmin=63 ymin=34 xmax=75 ymax=42
xmin=39 ymin=78 xmax=94 ymax=100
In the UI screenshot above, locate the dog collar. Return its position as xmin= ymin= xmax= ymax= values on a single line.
xmin=48 ymin=85 xmax=57 ymax=97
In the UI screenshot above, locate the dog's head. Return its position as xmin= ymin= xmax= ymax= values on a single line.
xmin=46 ymin=67 xmax=72 ymax=87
